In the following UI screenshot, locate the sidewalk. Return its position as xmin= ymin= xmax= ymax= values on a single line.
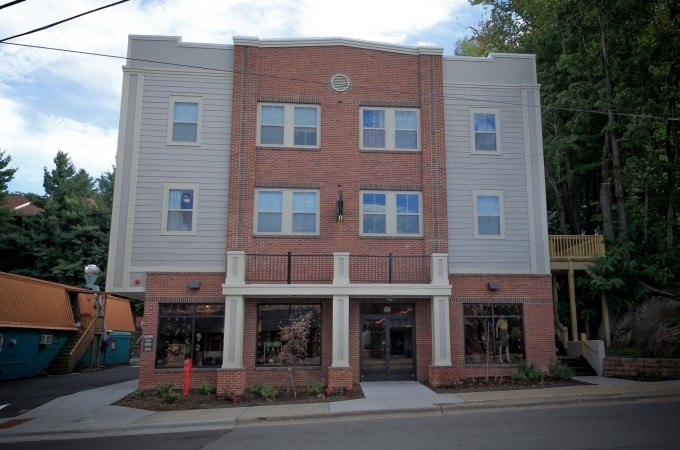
xmin=1 ymin=376 xmax=680 ymax=442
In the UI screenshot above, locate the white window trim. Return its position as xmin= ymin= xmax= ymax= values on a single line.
xmin=470 ymin=108 xmax=501 ymax=155
xmin=167 ymin=96 xmax=203 ymax=146
xmin=161 ymin=183 xmax=199 ymax=235
xmin=359 ymin=107 xmax=420 ymax=151
xmin=473 ymin=190 xmax=505 ymax=239
xmin=257 ymin=103 xmax=320 ymax=148
xmin=359 ymin=191 xmax=423 ymax=237
xmin=254 ymin=188 xmax=320 ymax=235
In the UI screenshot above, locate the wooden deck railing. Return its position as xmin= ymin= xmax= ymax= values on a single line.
xmin=549 ymin=235 xmax=605 ymax=261
xmin=66 ymin=316 xmax=97 ymax=373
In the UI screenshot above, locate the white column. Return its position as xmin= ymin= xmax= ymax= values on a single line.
xmin=332 ymin=295 xmax=350 ymax=367
xmin=222 ymin=295 xmax=244 ymax=369
xmin=432 ymin=296 xmax=452 ymax=366
xmin=225 ymin=251 xmax=245 ymax=285
xmin=431 ymin=253 xmax=449 ymax=286
xmin=333 ymin=252 xmax=350 ymax=285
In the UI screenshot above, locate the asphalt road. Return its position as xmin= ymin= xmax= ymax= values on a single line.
xmin=2 ymin=399 xmax=679 ymax=449
xmin=0 ymin=363 xmax=139 ymax=418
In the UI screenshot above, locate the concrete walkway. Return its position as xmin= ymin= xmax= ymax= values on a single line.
xmin=1 ymin=376 xmax=680 ymax=442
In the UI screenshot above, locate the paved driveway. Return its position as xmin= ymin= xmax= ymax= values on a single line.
xmin=0 ymin=363 xmax=139 ymax=418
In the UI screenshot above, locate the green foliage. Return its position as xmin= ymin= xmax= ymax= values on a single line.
xmin=155 ymin=383 xmax=174 ymax=395
xmin=219 ymin=390 xmax=239 ymax=403
xmin=330 ymin=385 xmax=347 ymax=395
xmin=548 ymin=360 xmax=575 ymax=380
xmin=162 ymin=389 xmax=181 ymax=403
xmin=131 ymin=391 xmax=146 ymax=400
xmin=0 ymin=150 xmax=18 ymax=230
xmin=250 ymin=382 xmax=276 ymax=401
xmin=197 ymin=382 xmax=214 ymax=395
xmin=511 ymin=361 xmax=544 ymax=384
xmin=307 ymin=381 xmax=326 ymax=396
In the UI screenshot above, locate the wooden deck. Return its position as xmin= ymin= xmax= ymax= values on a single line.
xmin=549 ymin=235 xmax=605 ymax=270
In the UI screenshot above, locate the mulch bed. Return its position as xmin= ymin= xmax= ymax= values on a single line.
xmin=427 ymin=376 xmax=592 ymax=394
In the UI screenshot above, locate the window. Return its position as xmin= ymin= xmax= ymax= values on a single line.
xmin=168 ymin=96 xmax=202 ymax=145
xmin=258 ymin=103 xmax=319 ymax=148
xmin=360 ymin=191 xmax=422 ymax=236
xmin=463 ymin=304 xmax=523 ymax=364
xmin=473 ymin=190 xmax=504 ymax=239
xmin=255 ymin=189 xmax=319 ymax=235
xmin=162 ymin=184 xmax=198 ymax=234
xmin=156 ymin=304 xmax=225 ymax=368
xmin=257 ymin=304 xmax=321 ymax=366
xmin=471 ymin=109 xmax=500 ymax=154
xmin=361 ymin=107 xmax=419 ymax=150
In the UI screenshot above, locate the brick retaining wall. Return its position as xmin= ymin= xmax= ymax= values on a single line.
xmin=603 ymin=357 xmax=680 ymax=378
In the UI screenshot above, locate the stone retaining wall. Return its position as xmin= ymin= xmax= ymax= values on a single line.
xmin=603 ymin=357 xmax=680 ymax=378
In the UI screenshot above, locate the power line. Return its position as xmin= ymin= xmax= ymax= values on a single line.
xmin=1 ymin=39 xmax=678 ymax=123
xmin=0 ymin=0 xmax=27 ymax=10
xmin=0 ymin=0 xmax=129 ymax=43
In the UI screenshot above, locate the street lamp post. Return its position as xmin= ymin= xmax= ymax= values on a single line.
xmin=84 ymin=264 xmax=104 ymax=367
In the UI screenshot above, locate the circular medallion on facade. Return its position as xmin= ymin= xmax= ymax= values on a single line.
xmin=329 ymin=73 xmax=351 ymax=93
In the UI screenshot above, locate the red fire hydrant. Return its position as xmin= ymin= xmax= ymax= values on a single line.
xmin=183 ymin=358 xmax=192 ymax=396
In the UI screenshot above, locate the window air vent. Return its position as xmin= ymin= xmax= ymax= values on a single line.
xmin=39 ymin=334 xmax=53 ymax=345
xmin=330 ymin=73 xmax=351 ymax=93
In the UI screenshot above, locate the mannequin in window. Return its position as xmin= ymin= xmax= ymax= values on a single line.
xmin=496 ymin=317 xmax=510 ymax=362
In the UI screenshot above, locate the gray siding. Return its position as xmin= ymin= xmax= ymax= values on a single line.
xmin=444 ymin=86 xmax=532 ymax=273
xmin=130 ymin=73 xmax=232 ymax=270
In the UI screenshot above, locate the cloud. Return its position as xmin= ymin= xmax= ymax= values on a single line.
xmin=1 ymin=0 xmax=475 ymax=194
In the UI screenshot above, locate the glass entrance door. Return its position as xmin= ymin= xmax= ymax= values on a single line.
xmin=361 ymin=315 xmax=414 ymax=381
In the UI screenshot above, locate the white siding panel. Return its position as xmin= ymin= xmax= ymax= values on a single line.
xmin=445 ymin=85 xmax=533 ymax=274
xmin=130 ymin=72 xmax=232 ymax=271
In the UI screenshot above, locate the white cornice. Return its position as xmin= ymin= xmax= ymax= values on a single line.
xmin=222 ymin=283 xmax=452 ymax=297
xmin=232 ymin=36 xmax=443 ymax=56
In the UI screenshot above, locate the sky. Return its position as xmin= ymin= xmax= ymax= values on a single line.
xmin=1 ymin=0 xmax=485 ymax=195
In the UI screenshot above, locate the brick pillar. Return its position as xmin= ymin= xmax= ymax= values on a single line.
xmin=217 ymin=368 xmax=247 ymax=395
xmin=328 ymin=367 xmax=353 ymax=390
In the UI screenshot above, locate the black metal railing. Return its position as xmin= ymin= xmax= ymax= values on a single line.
xmin=350 ymin=254 xmax=431 ymax=284
xmin=245 ymin=253 xmax=334 ymax=284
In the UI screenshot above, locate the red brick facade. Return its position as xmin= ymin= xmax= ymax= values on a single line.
xmin=135 ymin=40 xmax=555 ymax=394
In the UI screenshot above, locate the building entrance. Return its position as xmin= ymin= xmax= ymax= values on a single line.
xmin=360 ymin=304 xmax=415 ymax=381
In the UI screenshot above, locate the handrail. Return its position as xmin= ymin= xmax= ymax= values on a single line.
xmin=549 ymin=235 xmax=605 ymax=261
xmin=554 ymin=317 xmax=569 ymax=351
xmin=67 ymin=316 xmax=97 ymax=372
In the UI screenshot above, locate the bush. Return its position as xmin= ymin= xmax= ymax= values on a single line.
xmin=197 ymin=382 xmax=214 ymax=395
xmin=162 ymin=389 xmax=181 ymax=403
xmin=155 ymin=383 xmax=174 ymax=396
xmin=511 ymin=360 xmax=544 ymax=384
xmin=250 ymin=382 xmax=276 ymax=401
xmin=131 ymin=390 xmax=146 ymax=400
xmin=307 ymin=381 xmax=326 ymax=396
xmin=548 ymin=360 xmax=575 ymax=380
xmin=219 ymin=390 xmax=240 ymax=403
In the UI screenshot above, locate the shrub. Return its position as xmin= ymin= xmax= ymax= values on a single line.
xmin=548 ymin=360 xmax=575 ymax=380
xmin=197 ymin=382 xmax=214 ymax=395
xmin=131 ymin=390 xmax=146 ymax=400
xmin=307 ymin=381 xmax=326 ymax=396
xmin=331 ymin=385 xmax=347 ymax=395
xmin=250 ymin=382 xmax=276 ymax=401
xmin=219 ymin=390 xmax=240 ymax=403
xmin=155 ymin=383 xmax=174 ymax=396
xmin=511 ymin=360 xmax=544 ymax=384
xmin=162 ymin=389 xmax=181 ymax=403
xmin=636 ymin=368 xmax=663 ymax=381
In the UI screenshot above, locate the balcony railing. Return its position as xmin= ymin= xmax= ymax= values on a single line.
xmin=549 ymin=235 xmax=605 ymax=261
xmin=243 ymin=252 xmax=431 ymax=284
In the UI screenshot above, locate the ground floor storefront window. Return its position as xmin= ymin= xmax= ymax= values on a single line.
xmin=156 ymin=304 xmax=225 ymax=368
xmin=256 ymin=304 xmax=321 ymax=366
xmin=464 ymin=304 xmax=523 ymax=364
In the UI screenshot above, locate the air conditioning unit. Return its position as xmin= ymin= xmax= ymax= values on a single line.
xmin=39 ymin=334 xmax=53 ymax=345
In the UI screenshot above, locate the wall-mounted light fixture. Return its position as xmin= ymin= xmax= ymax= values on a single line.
xmin=336 ymin=188 xmax=344 ymax=223
xmin=187 ymin=280 xmax=201 ymax=289
xmin=488 ymin=281 xmax=501 ymax=291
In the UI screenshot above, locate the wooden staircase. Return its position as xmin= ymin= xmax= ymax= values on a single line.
xmin=47 ymin=317 xmax=97 ymax=374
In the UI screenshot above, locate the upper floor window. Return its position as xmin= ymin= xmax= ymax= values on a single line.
xmin=361 ymin=107 xmax=419 ymax=151
xmin=473 ymin=190 xmax=504 ymax=239
xmin=168 ymin=96 xmax=202 ymax=145
xmin=162 ymin=183 xmax=198 ymax=235
xmin=255 ymin=189 xmax=319 ymax=235
xmin=360 ymin=191 xmax=422 ymax=236
xmin=258 ymin=104 xmax=319 ymax=148
xmin=471 ymin=109 xmax=500 ymax=154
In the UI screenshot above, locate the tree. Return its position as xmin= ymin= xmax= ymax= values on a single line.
xmin=278 ymin=311 xmax=314 ymax=397
xmin=0 ymin=150 xmax=18 ymax=230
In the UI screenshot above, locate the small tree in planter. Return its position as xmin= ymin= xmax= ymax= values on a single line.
xmin=278 ymin=310 xmax=313 ymax=398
